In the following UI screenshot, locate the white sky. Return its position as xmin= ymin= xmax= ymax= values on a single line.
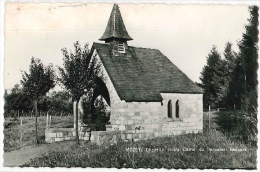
xmin=4 ymin=3 xmax=250 ymax=90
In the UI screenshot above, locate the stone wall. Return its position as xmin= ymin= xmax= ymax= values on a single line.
xmin=90 ymin=130 xmax=162 ymax=145
xmin=93 ymin=51 xmax=203 ymax=136
xmin=160 ymin=93 xmax=203 ymax=135
xmin=106 ymin=93 xmax=203 ymax=136
xmin=45 ymin=128 xmax=90 ymax=143
xmin=45 ymin=93 xmax=203 ymax=144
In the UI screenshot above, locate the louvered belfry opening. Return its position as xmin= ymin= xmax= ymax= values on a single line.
xmin=118 ymin=42 xmax=125 ymax=53
xmin=99 ymin=4 xmax=133 ymax=55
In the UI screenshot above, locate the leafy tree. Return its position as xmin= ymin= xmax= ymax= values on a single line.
xmin=21 ymin=57 xmax=56 ymax=144
xmin=47 ymin=91 xmax=73 ymax=116
xmin=4 ymin=84 xmax=32 ymax=118
xmin=58 ymin=41 xmax=102 ymax=144
xmin=199 ymin=45 xmax=223 ymax=109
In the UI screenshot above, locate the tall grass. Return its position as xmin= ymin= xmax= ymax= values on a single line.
xmin=23 ymin=129 xmax=256 ymax=168
xmin=215 ymin=109 xmax=257 ymax=145
xmin=4 ymin=116 xmax=73 ymax=152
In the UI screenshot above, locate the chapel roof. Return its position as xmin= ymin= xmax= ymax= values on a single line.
xmin=91 ymin=43 xmax=203 ymax=102
xmin=99 ymin=4 xmax=133 ymax=41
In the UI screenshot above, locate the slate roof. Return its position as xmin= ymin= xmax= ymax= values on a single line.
xmin=99 ymin=4 xmax=133 ymax=41
xmin=91 ymin=43 xmax=203 ymax=102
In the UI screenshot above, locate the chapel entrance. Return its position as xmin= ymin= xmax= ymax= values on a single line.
xmin=81 ymin=77 xmax=110 ymax=131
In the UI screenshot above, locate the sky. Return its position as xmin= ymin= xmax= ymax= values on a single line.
xmin=4 ymin=3 xmax=250 ymax=91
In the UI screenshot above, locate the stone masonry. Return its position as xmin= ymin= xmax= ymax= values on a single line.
xmin=90 ymin=50 xmax=203 ymax=141
xmin=45 ymin=51 xmax=203 ymax=144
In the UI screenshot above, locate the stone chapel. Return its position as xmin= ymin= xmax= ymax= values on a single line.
xmin=46 ymin=4 xmax=203 ymax=144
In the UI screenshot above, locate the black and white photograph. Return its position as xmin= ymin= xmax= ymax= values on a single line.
xmin=0 ymin=0 xmax=258 ymax=170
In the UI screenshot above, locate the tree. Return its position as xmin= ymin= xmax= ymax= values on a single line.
xmin=46 ymin=91 xmax=73 ymax=116
xmin=238 ymin=6 xmax=258 ymax=107
xmin=218 ymin=42 xmax=237 ymax=108
xmin=21 ymin=57 xmax=56 ymax=144
xmin=199 ymin=45 xmax=223 ymax=109
xmin=58 ymin=41 xmax=102 ymax=144
xmin=4 ymin=84 xmax=33 ymax=118
xmin=228 ymin=6 xmax=258 ymax=109
xmin=239 ymin=6 xmax=258 ymax=91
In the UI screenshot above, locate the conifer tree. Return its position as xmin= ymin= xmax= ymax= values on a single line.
xmin=228 ymin=6 xmax=258 ymax=109
xmin=199 ymin=45 xmax=223 ymax=108
xmin=220 ymin=42 xmax=237 ymax=107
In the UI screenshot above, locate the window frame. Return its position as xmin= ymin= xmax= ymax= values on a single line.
xmin=118 ymin=42 xmax=125 ymax=53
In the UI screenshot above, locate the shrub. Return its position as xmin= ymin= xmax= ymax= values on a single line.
xmin=230 ymin=91 xmax=257 ymax=144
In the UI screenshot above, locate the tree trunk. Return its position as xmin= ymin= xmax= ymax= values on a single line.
xmin=34 ymin=100 xmax=38 ymax=144
xmin=46 ymin=112 xmax=49 ymax=129
xmin=50 ymin=115 xmax=52 ymax=128
xmin=75 ymin=100 xmax=79 ymax=145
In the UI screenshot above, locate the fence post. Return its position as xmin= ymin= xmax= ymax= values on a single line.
xmin=20 ymin=117 xmax=23 ymax=142
xmin=208 ymin=105 xmax=211 ymax=129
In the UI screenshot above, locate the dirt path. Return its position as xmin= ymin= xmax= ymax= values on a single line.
xmin=3 ymin=140 xmax=86 ymax=167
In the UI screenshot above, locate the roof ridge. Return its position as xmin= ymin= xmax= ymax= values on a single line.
xmin=128 ymin=46 xmax=160 ymax=51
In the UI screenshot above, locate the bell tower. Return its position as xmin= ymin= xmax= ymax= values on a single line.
xmin=99 ymin=4 xmax=133 ymax=55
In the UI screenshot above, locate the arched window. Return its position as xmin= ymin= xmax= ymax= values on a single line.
xmin=168 ymin=100 xmax=172 ymax=118
xmin=176 ymin=100 xmax=179 ymax=118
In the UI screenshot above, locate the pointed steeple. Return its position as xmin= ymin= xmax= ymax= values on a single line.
xmin=99 ymin=4 xmax=133 ymax=42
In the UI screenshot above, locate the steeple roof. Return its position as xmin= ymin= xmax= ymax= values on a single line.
xmin=99 ymin=4 xmax=133 ymax=41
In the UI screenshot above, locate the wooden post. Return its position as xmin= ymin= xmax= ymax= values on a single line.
xmin=20 ymin=117 xmax=23 ymax=142
xmin=46 ymin=112 xmax=49 ymax=129
xmin=208 ymin=105 xmax=211 ymax=129
xmin=34 ymin=100 xmax=38 ymax=144
xmin=75 ymin=101 xmax=79 ymax=145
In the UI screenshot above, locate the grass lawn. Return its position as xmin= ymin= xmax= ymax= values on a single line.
xmin=4 ymin=116 xmax=73 ymax=152
xmin=23 ymin=129 xmax=256 ymax=168
xmin=21 ymin=111 xmax=257 ymax=169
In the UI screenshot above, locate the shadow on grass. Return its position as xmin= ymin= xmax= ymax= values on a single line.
xmin=214 ymin=111 xmax=236 ymax=133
